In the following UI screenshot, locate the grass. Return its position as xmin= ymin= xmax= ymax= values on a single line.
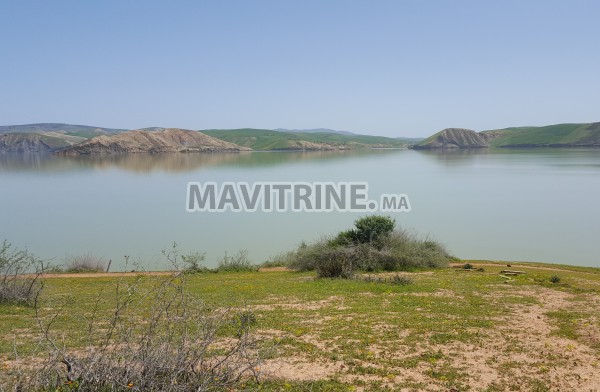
xmin=1 ymin=260 xmax=600 ymax=390
xmin=483 ymin=122 xmax=600 ymax=147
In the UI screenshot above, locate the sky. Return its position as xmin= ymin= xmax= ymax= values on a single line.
xmin=1 ymin=1 xmax=599 ymax=137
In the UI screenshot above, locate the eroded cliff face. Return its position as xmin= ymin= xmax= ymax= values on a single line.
xmin=413 ymin=128 xmax=490 ymax=149
xmin=55 ymin=129 xmax=252 ymax=155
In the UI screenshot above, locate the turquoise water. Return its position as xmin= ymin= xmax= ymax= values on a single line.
xmin=1 ymin=148 xmax=599 ymax=269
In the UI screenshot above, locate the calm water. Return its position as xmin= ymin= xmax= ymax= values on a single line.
xmin=1 ymin=149 xmax=599 ymax=269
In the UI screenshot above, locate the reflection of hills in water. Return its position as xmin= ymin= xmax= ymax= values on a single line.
xmin=414 ymin=148 xmax=492 ymax=166
xmin=0 ymin=150 xmax=402 ymax=173
xmin=414 ymin=147 xmax=600 ymax=167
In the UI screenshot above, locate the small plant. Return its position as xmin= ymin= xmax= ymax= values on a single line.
xmin=181 ymin=251 xmax=207 ymax=273
xmin=463 ymin=263 xmax=474 ymax=270
xmin=550 ymin=275 xmax=561 ymax=284
xmin=217 ymin=250 xmax=257 ymax=272
xmin=0 ymin=240 xmax=43 ymax=304
xmin=63 ymin=253 xmax=106 ymax=273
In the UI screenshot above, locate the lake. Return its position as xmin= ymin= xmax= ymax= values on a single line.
xmin=1 ymin=148 xmax=599 ymax=270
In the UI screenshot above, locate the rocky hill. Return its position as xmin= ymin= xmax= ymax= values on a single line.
xmin=414 ymin=122 xmax=600 ymax=149
xmin=413 ymin=128 xmax=489 ymax=149
xmin=55 ymin=129 xmax=251 ymax=155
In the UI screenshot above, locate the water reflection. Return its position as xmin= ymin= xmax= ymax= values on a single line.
xmin=0 ymin=149 xmax=404 ymax=173
xmin=413 ymin=147 xmax=600 ymax=168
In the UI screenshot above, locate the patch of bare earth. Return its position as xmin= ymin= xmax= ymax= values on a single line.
xmin=432 ymin=286 xmax=600 ymax=390
xmin=257 ymin=286 xmax=600 ymax=390
xmin=250 ymin=295 xmax=347 ymax=311
xmin=260 ymin=354 xmax=345 ymax=382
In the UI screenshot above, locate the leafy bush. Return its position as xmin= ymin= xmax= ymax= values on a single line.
xmin=463 ymin=263 xmax=474 ymax=270
xmin=217 ymin=250 xmax=258 ymax=272
xmin=550 ymin=275 xmax=561 ymax=284
xmin=332 ymin=215 xmax=395 ymax=248
xmin=353 ymin=215 xmax=395 ymax=245
xmin=0 ymin=240 xmax=43 ymax=304
xmin=284 ymin=217 xmax=451 ymax=278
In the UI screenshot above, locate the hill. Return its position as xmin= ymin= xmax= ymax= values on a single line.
xmin=202 ymin=128 xmax=410 ymax=150
xmin=413 ymin=128 xmax=489 ymax=149
xmin=55 ymin=129 xmax=251 ymax=155
xmin=0 ymin=123 xmax=126 ymax=138
xmin=0 ymin=132 xmax=86 ymax=153
xmin=414 ymin=122 xmax=600 ymax=149
xmin=483 ymin=122 xmax=600 ymax=147
xmin=274 ymin=128 xmax=356 ymax=135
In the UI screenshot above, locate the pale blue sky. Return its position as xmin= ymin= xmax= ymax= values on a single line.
xmin=1 ymin=1 xmax=599 ymax=137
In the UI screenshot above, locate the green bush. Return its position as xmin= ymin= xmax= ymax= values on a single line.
xmin=353 ymin=215 xmax=395 ymax=245
xmin=332 ymin=215 xmax=395 ymax=248
xmin=550 ymin=275 xmax=561 ymax=284
xmin=283 ymin=217 xmax=451 ymax=278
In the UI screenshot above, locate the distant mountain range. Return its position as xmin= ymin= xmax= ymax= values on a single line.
xmin=202 ymin=128 xmax=414 ymax=150
xmin=0 ymin=123 xmax=418 ymax=153
xmin=1 ymin=122 xmax=599 ymax=154
xmin=274 ymin=128 xmax=356 ymax=135
xmin=413 ymin=123 xmax=600 ymax=149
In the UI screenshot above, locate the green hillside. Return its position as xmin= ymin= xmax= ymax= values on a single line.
xmin=201 ymin=128 xmax=409 ymax=150
xmin=484 ymin=123 xmax=600 ymax=147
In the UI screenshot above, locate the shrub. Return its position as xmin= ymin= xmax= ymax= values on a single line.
xmin=284 ymin=219 xmax=452 ymax=278
xmin=0 ymin=240 xmax=43 ymax=304
xmin=332 ymin=215 xmax=395 ymax=248
xmin=382 ymin=231 xmax=451 ymax=270
xmin=217 ymin=250 xmax=258 ymax=272
xmin=181 ymin=251 xmax=207 ymax=273
xmin=313 ymin=247 xmax=358 ymax=279
xmin=463 ymin=263 xmax=474 ymax=270
xmin=353 ymin=215 xmax=395 ymax=245
xmin=6 ymin=269 xmax=265 ymax=391
xmin=550 ymin=275 xmax=561 ymax=284
xmin=63 ymin=253 xmax=106 ymax=273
